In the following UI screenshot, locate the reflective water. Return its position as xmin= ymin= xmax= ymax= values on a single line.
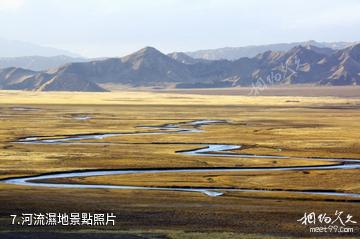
xmin=3 ymin=119 xmax=360 ymax=199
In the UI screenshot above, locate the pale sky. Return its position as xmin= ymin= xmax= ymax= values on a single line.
xmin=1 ymin=0 xmax=359 ymax=57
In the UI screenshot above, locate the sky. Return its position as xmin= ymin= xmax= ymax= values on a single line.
xmin=0 ymin=0 xmax=359 ymax=57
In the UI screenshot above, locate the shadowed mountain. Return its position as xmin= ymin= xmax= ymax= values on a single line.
xmin=175 ymin=44 xmax=360 ymax=87
xmin=319 ymin=44 xmax=360 ymax=85
xmin=0 ymin=44 xmax=360 ymax=91
xmin=0 ymin=67 xmax=36 ymax=90
xmin=116 ymin=47 xmax=192 ymax=85
xmin=251 ymin=45 xmax=330 ymax=84
xmin=47 ymin=47 xmax=193 ymax=87
xmin=178 ymin=45 xmax=338 ymax=88
xmin=0 ymin=67 xmax=107 ymax=92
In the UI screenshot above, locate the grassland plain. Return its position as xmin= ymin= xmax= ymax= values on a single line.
xmin=0 ymin=90 xmax=359 ymax=238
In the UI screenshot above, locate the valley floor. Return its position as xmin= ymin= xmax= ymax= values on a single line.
xmin=0 ymin=90 xmax=359 ymax=238
xmin=156 ymin=85 xmax=360 ymax=98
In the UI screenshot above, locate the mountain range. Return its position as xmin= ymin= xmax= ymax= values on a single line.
xmin=0 ymin=40 xmax=356 ymax=71
xmin=0 ymin=38 xmax=81 ymax=58
xmin=184 ymin=40 xmax=358 ymax=60
xmin=0 ymin=55 xmax=88 ymax=71
xmin=0 ymin=43 xmax=360 ymax=92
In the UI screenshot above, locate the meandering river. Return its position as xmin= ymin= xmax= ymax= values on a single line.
xmin=2 ymin=119 xmax=360 ymax=199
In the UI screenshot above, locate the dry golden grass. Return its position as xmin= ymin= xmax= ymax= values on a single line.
xmin=159 ymin=85 xmax=360 ymax=98
xmin=0 ymin=89 xmax=359 ymax=105
xmin=0 ymin=90 xmax=360 ymax=237
xmin=51 ymin=169 xmax=360 ymax=195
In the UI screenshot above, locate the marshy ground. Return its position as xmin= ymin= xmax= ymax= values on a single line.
xmin=0 ymin=90 xmax=359 ymax=238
